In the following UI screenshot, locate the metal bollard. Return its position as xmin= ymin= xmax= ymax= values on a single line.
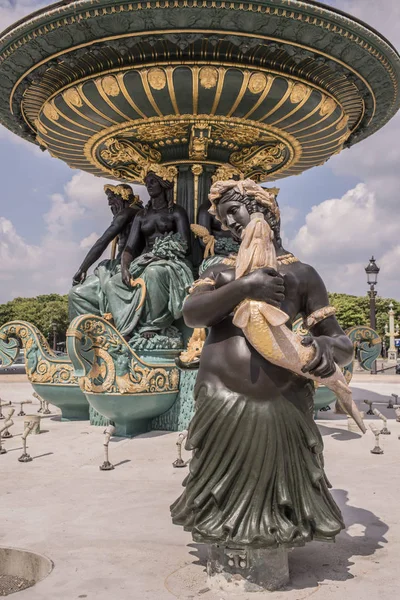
xmin=99 ymin=425 xmax=116 ymax=471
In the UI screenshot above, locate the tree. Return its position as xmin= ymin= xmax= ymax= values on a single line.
xmin=0 ymin=294 xmax=69 ymax=342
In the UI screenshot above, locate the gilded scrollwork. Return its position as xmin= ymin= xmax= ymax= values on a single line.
xmin=230 ymin=142 xmax=287 ymax=172
xmin=68 ymin=316 xmax=180 ymax=396
xmin=0 ymin=321 xmax=78 ymax=386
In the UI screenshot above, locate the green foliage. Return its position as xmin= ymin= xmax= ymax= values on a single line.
xmin=0 ymin=294 xmax=69 ymax=340
xmin=328 ymin=293 xmax=400 ymax=337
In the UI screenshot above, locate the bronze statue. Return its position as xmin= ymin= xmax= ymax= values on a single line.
xmin=171 ymin=179 xmax=353 ymax=550
xmin=103 ymin=168 xmax=193 ymax=339
xmin=68 ymin=184 xmax=142 ymax=321
xmin=191 ymin=199 xmax=239 ymax=273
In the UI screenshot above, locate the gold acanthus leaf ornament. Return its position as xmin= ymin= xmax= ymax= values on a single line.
xmin=230 ymin=143 xmax=287 ymax=171
xmin=199 ymin=66 xmax=218 ymax=89
xmin=100 ymin=138 xmax=161 ymax=168
xmin=211 ymin=164 xmax=244 ymax=183
xmin=132 ymin=121 xmax=188 ymax=142
xmin=148 ymin=68 xmax=167 ymax=90
xmin=211 ymin=122 xmax=261 ymax=145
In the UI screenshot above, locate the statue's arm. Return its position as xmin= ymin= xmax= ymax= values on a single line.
xmin=72 ymin=210 xmax=135 ymax=284
xmin=196 ymin=206 xmax=212 ymax=248
xmin=183 ymin=266 xmax=247 ymax=328
xmin=301 ymin=265 xmax=353 ymax=376
xmin=120 ymin=213 xmax=145 ymax=286
xmin=183 ymin=264 xmax=284 ymax=328
xmin=174 ymin=206 xmax=192 ymax=255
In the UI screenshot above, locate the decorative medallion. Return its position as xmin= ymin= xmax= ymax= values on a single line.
xmin=43 ymin=103 xmax=59 ymax=122
xmin=100 ymin=75 xmax=120 ymax=97
xmin=148 ymin=68 xmax=167 ymax=90
xmin=248 ymin=73 xmax=267 ymax=95
xmin=290 ymin=83 xmax=309 ymax=104
xmin=63 ymin=88 xmax=83 ymax=108
xmin=320 ymin=97 xmax=337 ymax=117
xmin=199 ymin=67 xmax=218 ymax=89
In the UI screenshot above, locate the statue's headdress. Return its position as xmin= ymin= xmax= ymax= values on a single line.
xmin=103 ymin=184 xmax=142 ymax=206
xmin=209 ymin=179 xmax=280 ymax=222
xmin=141 ymin=163 xmax=177 ymax=184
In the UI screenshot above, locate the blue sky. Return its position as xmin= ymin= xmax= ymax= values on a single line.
xmin=0 ymin=0 xmax=399 ymax=302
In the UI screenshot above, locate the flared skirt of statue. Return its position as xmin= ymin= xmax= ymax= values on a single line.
xmin=171 ymin=383 xmax=344 ymax=548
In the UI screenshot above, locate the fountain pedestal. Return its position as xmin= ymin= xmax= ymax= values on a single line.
xmin=207 ymin=544 xmax=289 ymax=593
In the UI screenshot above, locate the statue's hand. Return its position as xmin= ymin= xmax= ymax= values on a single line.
xmin=301 ymin=335 xmax=336 ymax=379
xmin=72 ymin=270 xmax=86 ymax=286
xmin=121 ymin=267 xmax=131 ymax=288
xmin=242 ymin=267 xmax=285 ymax=308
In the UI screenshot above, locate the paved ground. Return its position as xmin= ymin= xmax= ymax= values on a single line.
xmin=1 ymin=375 xmax=400 ymax=599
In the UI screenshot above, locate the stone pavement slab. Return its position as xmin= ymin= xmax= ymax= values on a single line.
xmin=0 ymin=379 xmax=399 ymax=600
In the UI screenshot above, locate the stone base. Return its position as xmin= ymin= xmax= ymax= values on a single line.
xmin=207 ymin=544 xmax=289 ymax=593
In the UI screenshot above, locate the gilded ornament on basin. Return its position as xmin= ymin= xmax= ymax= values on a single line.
xmin=290 ymin=83 xmax=309 ymax=104
xmin=43 ymin=102 xmax=59 ymax=121
xmin=63 ymin=88 xmax=83 ymax=108
xmin=199 ymin=67 xmax=218 ymax=89
xmin=101 ymin=75 xmax=120 ymax=97
xmin=336 ymin=114 xmax=350 ymax=130
xmin=248 ymin=73 xmax=267 ymax=95
xmin=319 ymin=96 xmax=337 ymax=116
xmin=148 ymin=68 xmax=167 ymax=90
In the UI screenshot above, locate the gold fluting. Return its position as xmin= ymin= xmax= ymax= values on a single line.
xmin=101 ymin=75 xmax=120 ymax=97
xmin=248 ymin=73 xmax=267 ymax=95
xmin=290 ymin=83 xmax=309 ymax=104
xmin=191 ymin=164 xmax=203 ymax=224
xmin=199 ymin=66 xmax=218 ymax=89
xmin=148 ymin=68 xmax=167 ymax=90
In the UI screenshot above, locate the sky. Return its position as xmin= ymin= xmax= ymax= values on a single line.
xmin=0 ymin=0 xmax=399 ymax=303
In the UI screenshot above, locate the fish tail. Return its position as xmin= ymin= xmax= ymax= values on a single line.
xmin=330 ymin=378 xmax=366 ymax=434
xmin=258 ymin=303 xmax=290 ymax=327
xmin=233 ymin=301 xmax=252 ymax=329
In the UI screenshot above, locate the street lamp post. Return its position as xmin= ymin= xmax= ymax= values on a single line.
xmin=365 ymin=256 xmax=380 ymax=375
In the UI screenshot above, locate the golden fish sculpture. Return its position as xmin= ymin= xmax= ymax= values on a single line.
xmin=233 ymin=212 xmax=366 ymax=434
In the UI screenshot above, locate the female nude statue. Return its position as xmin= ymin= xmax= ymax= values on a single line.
xmin=103 ymin=169 xmax=193 ymax=338
xmin=171 ymin=180 xmax=353 ymax=548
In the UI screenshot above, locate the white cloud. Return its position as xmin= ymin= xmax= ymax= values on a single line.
xmin=290 ymin=183 xmax=399 ymax=298
xmin=0 ymin=171 xmax=148 ymax=302
xmin=80 ymin=232 xmax=100 ymax=249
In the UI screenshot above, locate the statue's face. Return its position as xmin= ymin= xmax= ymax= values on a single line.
xmin=145 ymin=173 xmax=163 ymax=198
xmin=106 ymin=190 xmax=116 ymax=206
xmin=217 ymin=199 xmax=250 ymax=241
